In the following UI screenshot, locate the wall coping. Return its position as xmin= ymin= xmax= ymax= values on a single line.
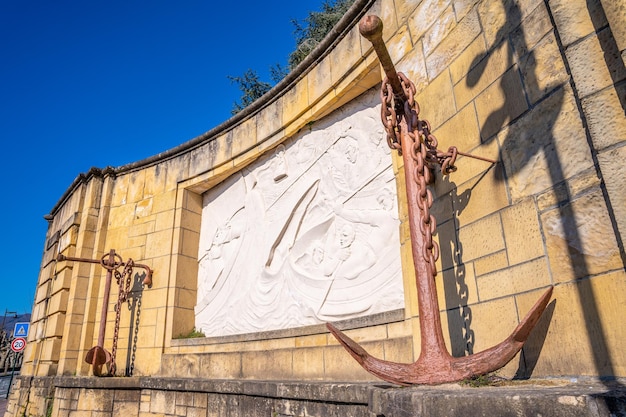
xmin=45 ymin=0 xmax=377 ymax=219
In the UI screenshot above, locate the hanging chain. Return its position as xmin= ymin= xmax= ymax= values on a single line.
xmin=381 ymin=73 xmax=463 ymax=279
xmin=110 ymin=259 xmax=135 ymax=376
xmin=129 ymin=295 xmax=141 ymax=376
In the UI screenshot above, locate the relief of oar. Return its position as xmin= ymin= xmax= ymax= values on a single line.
xmin=326 ymin=15 xmax=554 ymax=385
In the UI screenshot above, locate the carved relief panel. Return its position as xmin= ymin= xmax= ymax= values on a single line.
xmin=195 ymin=89 xmax=404 ymax=336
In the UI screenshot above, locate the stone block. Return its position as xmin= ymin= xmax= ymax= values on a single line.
xmin=423 ymin=6 xmax=457 ymax=57
xmin=201 ymin=352 xmax=242 ymax=379
xmin=516 ymin=272 xmax=626 ymax=376
xmin=582 ymin=82 xmax=626 ymax=151
xmin=127 ymin=171 xmax=147 ymax=204
xmin=435 ymin=217 xmax=459 ymax=275
xmin=500 ymin=197 xmax=544 ymax=265
xmin=408 ymin=0 xmax=451 ymax=47
xmin=535 ymin=167 xmax=600 ymax=212
xmin=389 ymin=44 xmax=427 ymax=99
xmin=150 ymin=391 xmax=176 ymax=415
xmin=415 ymin=69 xmax=456 ymax=130
xmin=541 ymin=188 xmax=623 ymax=282
xmin=437 ymin=259 xmax=479 ymax=308
xmin=387 ymin=23 xmax=414 ymax=68
xmin=519 ymin=33 xmax=569 ymax=105
xmin=474 ymin=249 xmax=508 ymax=276
xmin=294 ymin=333 xmax=328 ymax=348
xmin=498 ymin=85 xmax=592 ymax=202
xmin=293 ymin=347 xmax=325 ymax=379
xmin=241 ymin=349 xmax=293 ymax=380
xmin=45 ymin=312 xmax=66 ymax=338
xmin=256 ymin=97 xmax=283 ymax=143
xmin=383 ymin=336 xmax=414 ymax=363
xmin=455 ymin=163 xmax=509 ymax=226
xmin=330 ymin=25 xmax=362 ymax=87
xmin=449 ymin=35 xmax=487 ymax=85
xmin=112 ymin=401 xmax=139 ymax=417
xmin=457 ymin=212 xmax=505 ymax=261
xmin=387 ymin=319 xmax=413 ymax=339
xmin=566 ymin=26 xmax=626 ymax=99
xmin=282 ymin=78 xmax=309 ymax=126
xmin=475 ymin=67 xmax=528 ymax=141
xmin=477 ymin=0 xmax=542 ymax=47
xmin=230 ymin=117 xmax=258 ymax=159
xmin=477 ymin=257 xmax=551 ymax=300
xmin=324 ymin=344 xmax=380 ymax=381
xmin=453 ymin=39 xmax=512 ymax=110
xmin=467 ymin=296 xmax=519 ymax=357
xmin=433 ymin=102 xmax=482 ymax=158
xmin=308 ymin=55 xmax=333 ymax=107
xmin=77 ymin=389 xmax=113 ymax=412
xmin=548 ymin=0 xmax=606 ymax=47
xmin=598 ymin=144 xmax=626 ymax=243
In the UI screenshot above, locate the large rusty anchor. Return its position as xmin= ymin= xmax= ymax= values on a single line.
xmin=326 ymin=15 xmax=554 ymax=385
xmin=57 ymin=249 xmax=152 ymax=376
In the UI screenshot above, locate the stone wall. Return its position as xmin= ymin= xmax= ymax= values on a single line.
xmin=5 ymin=376 xmax=625 ymax=417
xmin=6 ymin=0 xmax=626 ymax=415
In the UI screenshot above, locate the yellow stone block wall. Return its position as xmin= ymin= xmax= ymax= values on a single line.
xmin=17 ymin=0 xmax=626 ymax=391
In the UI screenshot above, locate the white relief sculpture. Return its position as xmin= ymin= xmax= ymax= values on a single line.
xmin=272 ymin=144 xmax=288 ymax=182
xmin=195 ymin=89 xmax=404 ymax=336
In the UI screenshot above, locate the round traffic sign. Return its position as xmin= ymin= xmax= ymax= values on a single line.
xmin=10 ymin=337 xmax=26 ymax=353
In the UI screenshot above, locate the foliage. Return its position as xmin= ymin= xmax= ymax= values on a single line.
xmin=46 ymin=398 xmax=54 ymax=417
xmin=460 ymin=372 xmax=505 ymax=387
xmin=174 ymin=327 xmax=206 ymax=339
xmin=228 ymin=0 xmax=355 ymax=114
xmin=288 ymin=0 xmax=355 ymax=69
xmin=228 ymin=69 xmax=273 ymax=115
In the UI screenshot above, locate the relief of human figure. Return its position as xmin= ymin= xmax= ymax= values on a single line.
xmin=197 ymin=214 xmax=243 ymax=304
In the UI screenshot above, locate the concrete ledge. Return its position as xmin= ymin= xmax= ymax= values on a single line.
xmin=370 ymin=379 xmax=626 ymax=417
xmin=171 ymin=308 xmax=405 ymax=347
xmin=44 ymin=376 xmax=626 ymax=416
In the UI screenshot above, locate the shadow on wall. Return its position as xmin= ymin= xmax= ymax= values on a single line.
xmin=123 ymin=270 xmax=149 ymax=377
xmin=460 ymin=0 xmax=624 ymax=382
xmin=437 ymin=175 xmax=476 ymax=357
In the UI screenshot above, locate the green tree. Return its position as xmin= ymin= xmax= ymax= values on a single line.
xmin=228 ymin=69 xmax=272 ymax=115
xmin=288 ymin=0 xmax=355 ymax=69
xmin=228 ymin=0 xmax=355 ymax=115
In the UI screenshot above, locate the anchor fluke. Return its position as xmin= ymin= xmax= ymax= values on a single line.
xmin=327 ymin=286 xmax=553 ymax=385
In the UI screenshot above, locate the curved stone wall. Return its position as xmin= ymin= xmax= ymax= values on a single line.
xmin=12 ymin=1 xmax=626 ymax=409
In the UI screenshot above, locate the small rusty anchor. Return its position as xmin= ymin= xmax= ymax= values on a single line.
xmin=326 ymin=15 xmax=554 ymax=385
xmin=57 ymin=249 xmax=152 ymax=376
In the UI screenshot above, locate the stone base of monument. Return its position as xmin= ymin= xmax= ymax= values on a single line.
xmin=8 ymin=376 xmax=626 ymax=417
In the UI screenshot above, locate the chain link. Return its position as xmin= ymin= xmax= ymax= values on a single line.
xmin=110 ymin=259 xmax=135 ymax=376
xmin=129 ymin=295 xmax=141 ymax=376
xmin=380 ymin=74 xmax=461 ymax=279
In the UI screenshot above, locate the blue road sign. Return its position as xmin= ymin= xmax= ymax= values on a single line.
xmin=13 ymin=322 xmax=29 ymax=338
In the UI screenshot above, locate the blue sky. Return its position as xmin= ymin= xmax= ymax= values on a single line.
xmin=0 ymin=0 xmax=327 ymax=314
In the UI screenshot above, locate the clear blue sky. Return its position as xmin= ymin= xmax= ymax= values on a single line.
xmin=0 ymin=0 xmax=327 ymax=314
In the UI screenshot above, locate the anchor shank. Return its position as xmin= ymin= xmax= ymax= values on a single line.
xmin=361 ymin=13 xmax=450 ymax=362
xmin=398 ymin=120 xmax=451 ymax=362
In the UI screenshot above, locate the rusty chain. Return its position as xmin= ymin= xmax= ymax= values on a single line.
xmin=110 ymin=259 xmax=134 ymax=376
xmin=380 ymin=73 xmax=462 ymax=279
xmin=129 ymin=295 xmax=141 ymax=376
